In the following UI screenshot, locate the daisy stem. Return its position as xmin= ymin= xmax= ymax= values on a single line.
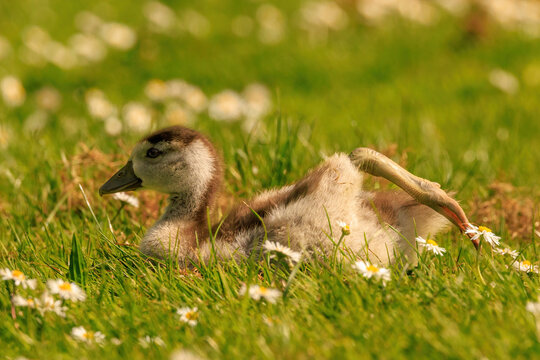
xmin=332 ymin=233 xmax=345 ymax=270
xmin=474 ymin=245 xmax=486 ymax=285
xmin=283 ymin=258 xmax=302 ymax=299
xmin=111 ymin=203 xmax=126 ymax=223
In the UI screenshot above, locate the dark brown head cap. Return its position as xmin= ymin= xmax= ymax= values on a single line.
xmin=142 ymin=126 xmax=202 ymax=145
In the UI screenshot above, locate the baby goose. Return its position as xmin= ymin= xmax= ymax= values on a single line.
xmin=100 ymin=126 xmax=475 ymax=266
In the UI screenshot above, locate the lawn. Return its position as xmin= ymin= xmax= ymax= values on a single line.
xmin=1 ymin=1 xmax=539 ymax=359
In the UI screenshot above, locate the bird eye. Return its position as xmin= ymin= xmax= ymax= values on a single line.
xmin=146 ymin=148 xmax=162 ymax=158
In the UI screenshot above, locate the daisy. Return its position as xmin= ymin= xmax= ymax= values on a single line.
xmin=112 ymin=192 xmax=139 ymax=208
xmin=416 ymin=236 xmax=446 ymax=256
xmin=526 ymin=296 xmax=540 ymax=316
xmin=36 ymin=292 xmax=67 ymax=317
xmin=138 ymin=336 xmax=165 ymax=348
xmin=47 ymin=279 xmax=86 ymax=302
xmin=170 ymin=349 xmax=204 ymax=360
xmin=0 ymin=268 xmax=37 ymax=289
xmin=177 ymin=307 xmax=199 ymax=326
xmin=239 ymin=284 xmax=282 ymax=303
xmin=353 ymin=261 xmax=391 ymax=284
xmin=104 ymin=116 xmax=123 ymax=136
xmin=465 ymin=224 xmax=501 ymax=247
xmin=263 ymin=241 xmax=301 ymax=263
xmin=489 ymin=68 xmax=519 ymax=95
xmin=262 ymin=315 xmax=281 ymax=327
xmin=512 ymin=260 xmax=539 ymax=274
xmin=71 ymin=326 xmax=106 ymax=344
xmin=182 ymin=85 xmax=207 ymax=113
xmin=12 ymin=295 xmax=36 ymax=308
xmin=123 ymin=102 xmax=152 ymax=133
xmin=208 ymin=90 xmax=245 ymax=122
xmin=493 ymin=247 xmax=519 ymax=258
xmin=242 ymin=83 xmax=272 ymax=120
xmin=85 ymin=88 xmax=116 ymax=119
xmin=337 ymin=221 xmax=350 ymax=236
xmin=0 ymin=76 xmax=26 ymax=107
xmin=110 ymin=338 xmax=123 ymax=346
xmin=100 ymin=22 xmax=137 ymax=50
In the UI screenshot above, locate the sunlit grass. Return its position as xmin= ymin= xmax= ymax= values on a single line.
xmin=1 ymin=0 xmax=540 ymax=359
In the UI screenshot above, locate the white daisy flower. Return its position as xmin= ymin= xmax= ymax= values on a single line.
xmin=100 ymin=22 xmax=137 ymax=50
xmin=12 ymin=295 xmax=36 ymax=308
xmin=123 ymin=102 xmax=152 ymax=133
xmin=74 ymin=11 xmax=104 ymax=34
xmin=144 ymin=79 xmax=168 ymax=102
xmin=242 ymin=83 xmax=272 ymax=120
xmin=493 ymin=247 xmax=519 ymax=258
xmin=337 ymin=220 xmax=350 ymax=236
xmin=85 ymin=89 xmax=117 ymax=119
xmin=0 ymin=76 xmax=26 ymax=107
xmin=465 ymin=224 xmax=501 ymax=247
xmin=177 ymin=307 xmax=199 ymax=326
xmin=170 ymin=349 xmax=204 ymax=360
xmin=526 ymin=296 xmax=540 ymax=316
xmin=416 ymin=236 xmax=446 ymax=256
xmin=138 ymin=336 xmax=165 ymax=348
xmin=0 ymin=268 xmax=37 ymax=289
xmin=512 ymin=260 xmax=539 ymax=274
xmin=47 ymin=279 xmax=86 ymax=302
xmin=489 ymin=69 xmax=519 ymax=95
xmin=71 ymin=326 xmax=105 ymax=344
xmin=239 ymin=284 xmax=282 ymax=303
xmin=69 ymin=33 xmax=107 ymax=63
xmin=182 ymin=85 xmax=207 ymax=113
xmin=262 ymin=315 xmax=279 ymax=327
xmin=208 ymin=90 xmax=245 ymax=122
xmin=110 ymin=338 xmax=123 ymax=346
xmin=263 ymin=241 xmax=301 ymax=263
xmin=36 ymin=292 xmax=67 ymax=317
xmin=300 ymin=1 xmax=349 ymax=32
xmin=256 ymin=4 xmax=286 ymax=45
xmin=112 ymin=192 xmax=139 ymax=208
xmin=144 ymin=1 xmax=176 ymax=33
xmin=353 ymin=261 xmax=391 ymax=284
xmin=104 ymin=116 xmax=123 ymax=136
xmin=165 ymin=103 xmax=193 ymax=126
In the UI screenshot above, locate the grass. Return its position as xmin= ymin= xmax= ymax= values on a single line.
xmin=1 ymin=1 xmax=539 ymax=358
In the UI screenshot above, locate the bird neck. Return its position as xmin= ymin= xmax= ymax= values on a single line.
xmin=160 ymin=191 xmax=211 ymax=231
xmin=139 ymin=163 xmax=223 ymax=262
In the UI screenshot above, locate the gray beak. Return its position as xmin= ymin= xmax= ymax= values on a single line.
xmin=99 ymin=160 xmax=143 ymax=196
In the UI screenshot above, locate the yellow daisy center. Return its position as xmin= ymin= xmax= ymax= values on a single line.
xmin=427 ymin=239 xmax=438 ymax=246
xmin=478 ymin=226 xmax=492 ymax=233
xmin=259 ymin=286 xmax=268 ymax=294
xmin=83 ymin=332 xmax=95 ymax=340
xmin=367 ymin=265 xmax=380 ymax=273
xmin=522 ymin=260 xmax=531 ymax=267
xmin=185 ymin=311 xmax=199 ymax=320
xmin=27 ymin=299 xmax=34 ymax=305
xmin=59 ymin=282 xmax=72 ymax=291
xmin=12 ymin=270 xmax=25 ymax=280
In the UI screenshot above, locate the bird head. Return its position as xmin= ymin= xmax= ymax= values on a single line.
xmin=99 ymin=126 xmax=221 ymax=198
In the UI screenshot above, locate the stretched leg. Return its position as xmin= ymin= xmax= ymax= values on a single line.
xmin=349 ymin=147 xmax=479 ymax=249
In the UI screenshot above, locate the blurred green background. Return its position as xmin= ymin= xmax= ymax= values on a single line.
xmin=2 ymin=0 xmax=539 ymax=232
xmin=1 ymin=0 xmax=539 ymax=225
